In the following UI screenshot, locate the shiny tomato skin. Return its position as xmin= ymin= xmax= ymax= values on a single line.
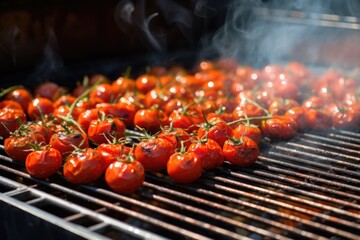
xmin=63 ymin=148 xmax=105 ymax=184
xmin=305 ymin=109 xmax=332 ymax=131
xmin=6 ymin=88 xmax=33 ymax=111
xmin=27 ymin=97 xmax=54 ymax=121
xmin=223 ymin=136 xmax=259 ymax=167
xmin=50 ymin=131 xmax=89 ymax=158
xmin=284 ymin=106 xmax=310 ymax=131
xmin=158 ymin=128 xmax=191 ymax=151
xmin=134 ymin=109 xmax=165 ymax=134
xmin=134 ymin=138 xmax=173 ymax=172
xmin=25 ymin=148 xmax=62 ymax=179
xmin=0 ymin=100 xmax=23 ymax=111
xmin=261 ymin=116 xmax=298 ymax=140
xmin=4 ymin=133 xmax=46 ymax=162
xmin=188 ymin=138 xmax=224 ymax=170
xmin=268 ymin=98 xmax=299 ymax=116
xmin=105 ymin=160 xmax=145 ymax=194
xmin=89 ymin=83 xmax=115 ymax=103
xmin=135 ymin=75 xmax=157 ymax=94
xmin=97 ymin=143 xmax=133 ymax=169
xmin=0 ymin=108 xmax=27 ymax=138
xmin=167 ymin=152 xmax=203 ymax=184
xmin=77 ymin=109 xmax=104 ymax=133
xmin=34 ymin=82 xmax=63 ymax=101
xmin=197 ymin=118 xmax=234 ymax=147
xmin=168 ymin=110 xmax=196 ymax=134
xmin=27 ymin=123 xmax=53 ymax=143
xmin=114 ymin=101 xmax=137 ymax=128
xmin=232 ymin=124 xmax=262 ymax=145
xmin=53 ymin=95 xmax=76 ymax=109
xmin=87 ymin=118 xmax=125 ymax=145
xmin=112 ymin=77 xmax=136 ymax=97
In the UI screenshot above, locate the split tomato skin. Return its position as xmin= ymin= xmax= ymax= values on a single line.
xmin=105 ymin=160 xmax=145 ymax=194
xmin=134 ymin=138 xmax=174 ymax=172
xmin=25 ymin=148 xmax=62 ymax=179
xmin=223 ymin=136 xmax=259 ymax=167
xmin=188 ymin=138 xmax=224 ymax=170
xmin=63 ymin=148 xmax=105 ymax=184
xmin=167 ymin=152 xmax=203 ymax=184
xmin=49 ymin=130 xmax=89 ymax=158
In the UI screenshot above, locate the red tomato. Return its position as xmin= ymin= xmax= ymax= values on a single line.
xmin=135 ymin=75 xmax=157 ymax=93
xmin=305 ymin=109 xmax=332 ymax=131
xmin=87 ymin=117 xmax=125 ymax=145
xmin=34 ymin=82 xmax=64 ymax=101
xmin=168 ymin=110 xmax=197 ymax=134
xmin=27 ymin=97 xmax=54 ymax=121
xmin=53 ymin=95 xmax=76 ymax=109
xmin=188 ymin=138 xmax=224 ymax=170
xmin=4 ymin=132 xmax=46 ymax=162
xmin=167 ymin=151 xmax=203 ymax=183
xmin=105 ymin=160 xmax=145 ymax=194
xmin=134 ymin=138 xmax=173 ymax=172
xmin=89 ymin=83 xmax=115 ymax=103
xmin=261 ymin=116 xmax=298 ymax=140
xmin=232 ymin=123 xmax=262 ymax=145
xmin=0 ymin=108 xmax=27 ymax=138
xmin=77 ymin=109 xmax=104 ymax=133
xmin=49 ymin=130 xmax=89 ymax=157
xmin=25 ymin=148 xmax=62 ymax=178
xmin=6 ymin=88 xmax=33 ymax=111
xmin=97 ymin=143 xmax=133 ymax=169
xmin=223 ymin=136 xmax=259 ymax=167
xmin=63 ymin=148 xmax=105 ymax=184
xmin=0 ymin=100 xmax=24 ymax=111
xmin=114 ymin=101 xmax=137 ymax=128
xmin=284 ymin=107 xmax=309 ymax=131
xmin=197 ymin=117 xmax=233 ymax=147
xmin=302 ymin=96 xmax=324 ymax=110
xmin=144 ymin=88 xmax=169 ymax=108
xmin=268 ymin=98 xmax=299 ymax=116
xmin=324 ymin=103 xmax=360 ymax=129
xmin=112 ymin=77 xmax=136 ymax=97
xmin=134 ymin=108 xmax=168 ymax=134
xmin=163 ymin=99 xmax=186 ymax=116
xmin=158 ymin=127 xmax=191 ymax=151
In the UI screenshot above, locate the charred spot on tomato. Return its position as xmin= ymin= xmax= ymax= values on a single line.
xmin=141 ymin=142 xmax=156 ymax=154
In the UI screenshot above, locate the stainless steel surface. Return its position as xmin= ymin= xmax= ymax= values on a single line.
xmin=1 ymin=128 xmax=360 ymax=239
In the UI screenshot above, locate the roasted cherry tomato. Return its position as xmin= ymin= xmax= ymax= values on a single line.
xmin=232 ymin=123 xmax=262 ymax=145
xmin=134 ymin=108 xmax=168 ymax=134
xmin=87 ymin=117 xmax=125 ymax=145
xmin=112 ymin=76 xmax=136 ymax=98
xmin=158 ymin=127 xmax=191 ymax=151
xmin=284 ymin=106 xmax=309 ymax=131
xmin=6 ymin=88 xmax=33 ymax=111
xmin=4 ymin=132 xmax=46 ymax=162
xmin=305 ymin=109 xmax=332 ymax=131
xmin=25 ymin=147 xmax=62 ymax=179
xmin=223 ymin=136 xmax=259 ymax=167
xmin=0 ymin=108 xmax=27 ymax=138
xmin=77 ymin=109 xmax=105 ymax=133
xmin=167 ymin=151 xmax=203 ymax=184
xmin=97 ymin=143 xmax=133 ymax=169
xmin=89 ymin=83 xmax=115 ymax=103
xmin=134 ymin=137 xmax=174 ymax=172
xmin=63 ymin=148 xmax=105 ymax=184
xmin=27 ymin=97 xmax=54 ymax=121
xmin=135 ymin=75 xmax=157 ymax=94
xmin=34 ymin=82 xmax=64 ymax=101
xmin=0 ymin=100 xmax=24 ymax=111
xmin=105 ymin=159 xmax=145 ymax=194
xmin=261 ymin=116 xmax=298 ymax=140
xmin=197 ymin=117 xmax=233 ymax=147
xmin=50 ymin=129 xmax=89 ymax=157
xmin=53 ymin=95 xmax=76 ymax=109
xmin=188 ymin=138 xmax=224 ymax=170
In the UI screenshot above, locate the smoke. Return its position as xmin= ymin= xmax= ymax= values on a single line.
xmin=114 ymin=0 xmax=193 ymax=52
xmin=208 ymin=0 xmax=360 ymax=67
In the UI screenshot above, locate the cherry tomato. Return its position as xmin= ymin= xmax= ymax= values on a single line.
xmin=97 ymin=143 xmax=133 ymax=169
xmin=88 ymin=117 xmax=125 ymax=145
xmin=268 ymin=98 xmax=299 ymax=116
xmin=261 ymin=116 xmax=298 ymax=140
xmin=53 ymin=95 xmax=76 ymax=109
xmin=4 ymin=132 xmax=46 ymax=162
xmin=134 ymin=108 xmax=168 ymax=134
xmin=0 ymin=108 xmax=27 ymax=138
xmin=105 ymin=160 xmax=145 ymax=194
xmin=168 ymin=109 xmax=197 ymax=134
xmin=158 ymin=127 xmax=191 ymax=151
xmin=0 ymin=100 xmax=24 ymax=111
xmin=188 ymin=138 xmax=224 ymax=170
xmin=34 ymin=82 xmax=64 ymax=101
xmin=197 ymin=117 xmax=233 ymax=147
xmin=27 ymin=97 xmax=54 ymax=121
xmin=134 ymin=138 xmax=173 ymax=172
xmin=144 ymin=88 xmax=169 ymax=108
xmin=284 ymin=106 xmax=309 ymax=131
xmin=89 ymin=83 xmax=115 ymax=103
xmin=25 ymin=147 xmax=62 ymax=179
xmin=6 ymin=88 xmax=33 ymax=111
xmin=232 ymin=123 xmax=262 ymax=145
xmin=135 ymin=75 xmax=157 ymax=93
xmin=77 ymin=109 xmax=104 ymax=132
xmin=50 ymin=129 xmax=89 ymax=157
xmin=63 ymin=148 xmax=105 ymax=184
xmin=112 ymin=77 xmax=136 ymax=97
xmin=223 ymin=136 xmax=259 ymax=167
xmin=305 ymin=109 xmax=332 ymax=131
xmin=27 ymin=122 xmax=53 ymax=143
xmin=167 ymin=151 xmax=203 ymax=183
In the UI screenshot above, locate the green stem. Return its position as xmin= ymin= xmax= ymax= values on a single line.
xmin=0 ymin=85 xmax=23 ymax=98
xmin=227 ymin=115 xmax=272 ymax=126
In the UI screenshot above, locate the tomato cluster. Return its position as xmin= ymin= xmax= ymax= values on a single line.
xmin=1 ymin=60 xmax=360 ymax=194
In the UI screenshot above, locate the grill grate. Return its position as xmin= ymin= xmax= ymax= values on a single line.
xmin=0 ymin=129 xmax=360 ymax=239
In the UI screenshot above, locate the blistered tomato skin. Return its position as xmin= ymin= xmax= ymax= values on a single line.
xmin=223 ymin=136 xmax=259 ymax=167
xmin=63 ymin=148 xmax=105 ymax=184
xmin=105 ymin=160 xmax=145 ymax=194
xmin=26 ymin=148 xmax=62 ymax=179
xmin=167 ymin=152 xmax=203 ymax=184
xmin=188 ymin=138 xmax=224 ymax=170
